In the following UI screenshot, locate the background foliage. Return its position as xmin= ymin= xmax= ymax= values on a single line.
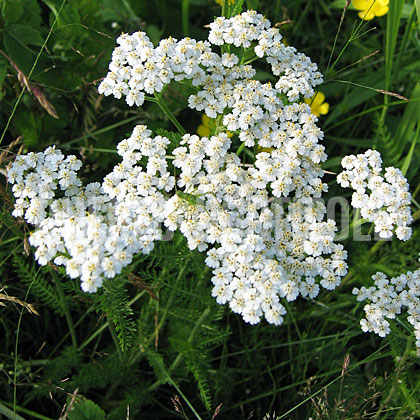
xmin=1 ymin=0 xmax=420 ymax=419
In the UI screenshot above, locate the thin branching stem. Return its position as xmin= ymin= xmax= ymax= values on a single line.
xmin=152 ymin=92 xmax=187 ymax=135
xmin=51 ymin=271 xmax=78 ymax=348
xmin=108 ymin=316 xmax=124 ymax=362
xmin=13 ymin=266 xmax=42 ymax=417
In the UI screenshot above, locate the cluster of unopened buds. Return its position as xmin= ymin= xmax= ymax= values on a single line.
xmin=6 ymin=11 xmax=413 ymax=331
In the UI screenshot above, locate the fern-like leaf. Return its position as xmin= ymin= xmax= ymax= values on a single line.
xmin=71 ymin=354 xmax=131 ymax=392
xmin=145 ymin=350 xmax=170 ymax=385
xmin=185 ymin=347 xmax=213 ymax=410
xmin=372 ymin=113 xmax=399 ymax=166
xmin=24 ymin=346 xmax=80 ymax=403
xmin=12 ymin=255 xmax=66 ymax=316
xmin=92 ymin=278 xmax=137 ymax=351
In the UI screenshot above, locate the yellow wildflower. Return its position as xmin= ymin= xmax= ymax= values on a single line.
xmin=352 ymin=0 xmax=389 ymax=21
xmin=214 ymin=0 xmax=234 ymax=6
xmin=257 ymin=146 xmax=274 ymax=153
xmin=197 ymin=114 xmax=233 ymax=137
xmin=197 ymin=114 xmax=213 ymax=137
xmin=305 ymin=92 xmax=329 ymax=117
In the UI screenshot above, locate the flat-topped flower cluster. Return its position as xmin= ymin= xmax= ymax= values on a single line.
xmin=337 ymin=150 xmax=412 ymax=241
xmin=9 ymin=10 xmax=349 ymax=325
xmin=353 ymin=257 xmax=420 ymax=347
xmin=99 ymin=10 xmax=321 ymax=109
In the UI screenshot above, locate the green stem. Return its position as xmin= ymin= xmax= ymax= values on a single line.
xmin=325 ymin=98 xmax=420 ymax=132
xmin=148 ymin=307 xmax=211 ymax=391
xmin=413 ymin=180 xmax=420 ymax=200
xmin=153 ymin=92 xmax=186 ymax=135
xmin=339 ymin=270 xmax=353 ymax=287
xmin=336 ymin=209 xmax=367 ymax=238
xmin=168 ymin=378 xmax=203 ymax=420
xmin=373 ymin=338 xmax=412 ymax=420
xmin=0 ymin=89 xmax=27 ymax=148
xmin=413 ymin=208 xmax=420 ymax=222
xmin=108 ymin=316 xmax=124 ymax=362
xmin=168 ymin=307 xmax=211 ymax=374
xmin=328 ymin=27 xmax=373 ymax=72
xmin=121 ymin=0 xmax=136 ymax=17
xmin=0 ymin=402 xmax=26 ymax=420
xmin=86 ymin=147 xmax=118 ymax=154
xmin=13 ymin=266 xmax=42 ymax=419
xmin=63 ymin=116 xmax=140 ymax=148
xmin=243 ymin=54 xmax=259 ymax=66
xmin=349 ymin=218 xmax=366 ymax=229
xmin=128 ymin=244 xmax=188 ymax=366
xmin=102 ymin=319 xmax=126 ymax=403
xmin=325 ymin=0 xmax=350 ymax=75
xmin=51 ymin=272 xmax=77 ymax=348
xmin=182 ymin=0 xmax=190 ymax=37
xmin=380 ymin=92 xmax=390 ymax=124
xmin=0 ymin=236 xmax=20 ymax=246
xmin=222 ymin=0 xmax=227 ymax=17
xmin=0 ymin=401 xmax=54 ymax=420
xmin=391 ymin=7 xmax=416 ymax=89
xmin=411 ymin=197 xmax=420 ymax=210
xmin=236 ymin=141 xmax=246 ymax=156
xmin=214 ymin=114 xmax=224 ymax=134
xmin=146 ymin=306 xmax=211 ymax=420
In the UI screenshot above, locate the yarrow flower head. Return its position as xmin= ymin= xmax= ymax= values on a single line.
xmin=354 ymin=254 xmax=420 ymax=349
xmin=337 ymin=149 xmax=412 ymax=241
xmin=352 ymin=0 xmax=389 ymax=21
xmin=9 ymin=11 xmax=348 ymax=326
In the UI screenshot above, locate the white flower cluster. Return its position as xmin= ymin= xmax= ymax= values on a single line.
xmin=7 ymin=128 xmax=176 ymax=293
xmin=7 ymin=146 xmax=149 ymax=293
xmin=98 ymin=10 xmax=322 ymax=113
xmin=208 ymin=13 xmax=322 ymax=100
xmin=354 ymin=258 xmax=420 ymax=347
xmin=164 ymin=125 xmax=348 ymax=326
xmin=8 ymin=11 xmax=349 ymax=325
xmin=337 ymin=150 xmax=412 ymax=240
